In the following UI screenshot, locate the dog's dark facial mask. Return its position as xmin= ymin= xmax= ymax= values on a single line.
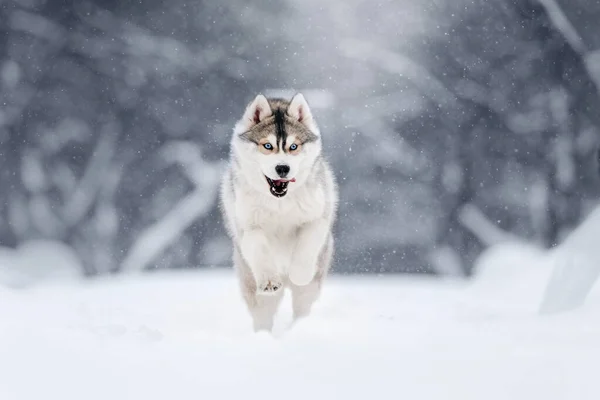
xmin=265 ymin=176 xmax=296 ymax=197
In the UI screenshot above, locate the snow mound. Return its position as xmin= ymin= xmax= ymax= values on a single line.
xmin=0 ymin=240 xmax=82 ymax=288
xmin=468 ymin=241 xmax=553 ymax=315
xmin=540 ymin=205 xmax=600 ymax=314
xmin=469 ymin=204 xmax=600 ymax=316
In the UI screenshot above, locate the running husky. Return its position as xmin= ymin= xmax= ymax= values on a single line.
xmin=219 ymin=93 xmax=338 ymax=331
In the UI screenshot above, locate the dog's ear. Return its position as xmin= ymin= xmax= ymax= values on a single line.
xmin=287 ymin=93 xmax=312 ymax=124
xmin=287 ymin=93 xmax=319 ymax=134
xmin=241 ymin=94 xmax=272 ymax=127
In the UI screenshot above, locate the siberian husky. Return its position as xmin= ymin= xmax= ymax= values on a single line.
xmin=219 ymin=93 xmax=338 ymax=331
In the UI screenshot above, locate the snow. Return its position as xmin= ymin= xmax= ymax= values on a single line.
xmin=469 ymin=241 xmax=553 ymax=315
xmin=2 ymin=267 xmax=600 ymax=400
xmin=466 ymin=203 xmax=600 ymax=317
xmin=0 ymin=240 xmax=82 ymax=288
xmin=541 ymin=205 xmax=600 ymax=314
xmin=2 ymin=206 xmax=600 ymax=399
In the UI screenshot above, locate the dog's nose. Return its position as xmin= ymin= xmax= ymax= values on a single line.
xmin=275 ymin=164 xmax=290 ymax=178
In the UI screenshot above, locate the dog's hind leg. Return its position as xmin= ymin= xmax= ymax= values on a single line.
xmin=234 ymin=248 xmax=283 ymax=332
xmin=290 ymin=279 xmax=321 ymax=320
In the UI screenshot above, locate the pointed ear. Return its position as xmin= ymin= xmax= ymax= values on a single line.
xmin=287 ymin=93 xmax=313 ymax=124
xmin=287 ymin=93 xmax=320 ymax=135
xmin=238 ymin=94 xmax=272 ymax=130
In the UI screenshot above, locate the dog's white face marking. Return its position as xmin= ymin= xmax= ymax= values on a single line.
xmin=232 ymin=94 xmax=321 ymax=198
xmin=257 ymin=134 xmax=305 ymax=177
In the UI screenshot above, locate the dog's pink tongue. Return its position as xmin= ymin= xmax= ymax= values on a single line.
xmin=274 ymin=178 xmax=296 ymax=184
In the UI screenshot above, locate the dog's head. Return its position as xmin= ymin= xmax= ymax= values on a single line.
xmin=231 ymin=93 xmax=322 ymax=198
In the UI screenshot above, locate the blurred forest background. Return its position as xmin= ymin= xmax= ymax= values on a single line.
xmin=0 ymin=0 xmax=599 ymax=280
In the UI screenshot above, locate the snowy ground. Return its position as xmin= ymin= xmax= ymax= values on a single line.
xmin=2 ymin=267 xmax=600 ymax=400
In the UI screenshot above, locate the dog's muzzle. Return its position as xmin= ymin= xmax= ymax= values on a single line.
xmin=265 ymin=176 xmax=296 ymax=198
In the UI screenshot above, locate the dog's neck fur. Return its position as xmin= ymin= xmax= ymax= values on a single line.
xmin=231 ymin=155 xmax=328 ymax=232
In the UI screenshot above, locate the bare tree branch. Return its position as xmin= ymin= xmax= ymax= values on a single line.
xmin=120 ymin=144 xmax=224 ymax=273
xmin=458 ymin=204 xmax=523 ymax=247
xmin=62 ymin=130 xmax=117 ymax=227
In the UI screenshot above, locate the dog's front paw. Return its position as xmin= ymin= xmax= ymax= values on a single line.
xmin=257 ymin=278 xmax=283 ymax=295
xmin=289 ymin=260 xmax=317 ymax=286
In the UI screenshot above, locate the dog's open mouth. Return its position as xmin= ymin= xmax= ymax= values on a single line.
xmin=265 ymin=176 xmax=296 ymax=197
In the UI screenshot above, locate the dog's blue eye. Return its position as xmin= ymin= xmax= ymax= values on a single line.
xmin=290 ymin=144 xmax=298 ymax=151
xmin=263 ymin=143 xmax=273 ymax=150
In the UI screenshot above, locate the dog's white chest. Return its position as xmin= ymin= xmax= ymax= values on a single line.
xmin=236 ymin=185 xmax=325 ymax=235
